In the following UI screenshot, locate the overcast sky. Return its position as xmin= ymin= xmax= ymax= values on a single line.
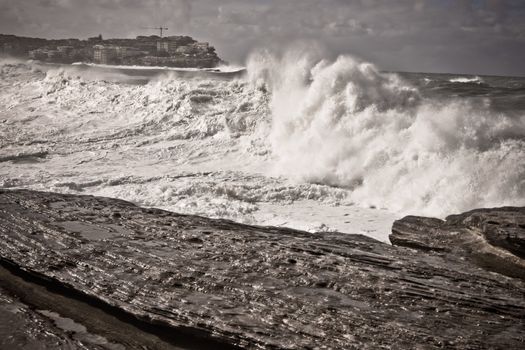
xmin=1 ymin=0 xmax=524 ymax=76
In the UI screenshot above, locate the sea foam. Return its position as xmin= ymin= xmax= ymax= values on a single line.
xmin=1 ymin=55 xmax=524 ymax=224
xmin=247 ymin=49 xmax=525 ymax=215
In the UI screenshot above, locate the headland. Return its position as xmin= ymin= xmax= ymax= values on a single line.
xmin=0 ymin=33 xmax=223 ymax=68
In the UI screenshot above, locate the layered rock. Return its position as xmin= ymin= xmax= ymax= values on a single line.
xmin=0 ymin=189 xmax=524 ymax=349
xmin=391 ymin=207 xmax=525 ymax=280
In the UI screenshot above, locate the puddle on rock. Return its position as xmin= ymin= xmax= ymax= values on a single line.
xmin=57 ymin=221 xmax=120 ymax=240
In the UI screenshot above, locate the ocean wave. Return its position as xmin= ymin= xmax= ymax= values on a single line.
xmin=1 ymin=56 xmax=524 ymax=219
xmin=72 ymin=62 xmax=245 ymax=73
xmin=247 ymin=49 xmax=525 ymax=215
xmin=449 ymin=76 xmax=484 ymax=84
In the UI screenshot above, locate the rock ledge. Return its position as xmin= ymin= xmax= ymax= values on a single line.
xmin=0 ymin=190 xmax=524 ymax=349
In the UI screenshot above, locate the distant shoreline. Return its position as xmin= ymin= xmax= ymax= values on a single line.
xmin=0 ymin=33 xmax=224 ymax=69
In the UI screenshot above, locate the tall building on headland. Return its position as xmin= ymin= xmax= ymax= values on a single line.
xmin=93 ymin=45 xmax=117 ymax=64
xmin=157 ymin=36 xmax=195 ymax=55
xmin=93 ymin=45 xmax=146 ymax=64
xmin=115 ymin=47 xmax=143 ymax=59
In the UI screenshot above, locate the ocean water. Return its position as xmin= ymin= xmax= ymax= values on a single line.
xmin=1 ymin=53 xmax=524 ymax=242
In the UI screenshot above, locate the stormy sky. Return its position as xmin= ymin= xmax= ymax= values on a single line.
xmin=1 ymin=0 xmax=524 ymax=76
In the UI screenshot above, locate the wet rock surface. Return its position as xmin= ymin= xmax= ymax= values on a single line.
xmin=391 ymin=207 xmax=525 ymax=280
xmin=0 ymin=189 xmax=524 ymax=349
xmin=0 ymin=285 xmax=103 ymax=350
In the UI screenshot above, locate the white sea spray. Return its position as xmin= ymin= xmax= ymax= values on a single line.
xmin=247 ymin=49 xmax=525 ymax=215
xmin=1 ymin=56 xmax=524 ymax=241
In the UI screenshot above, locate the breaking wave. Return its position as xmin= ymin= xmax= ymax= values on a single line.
xmin=1 ymin=54 xmax=524 ymax=219
xmin=247 ymin=49 xmax=525 ymax=215
xmin=449 ymin=76 xmax=483 ymax=84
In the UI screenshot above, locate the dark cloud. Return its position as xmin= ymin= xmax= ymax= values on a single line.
xmin=0 ymin=0 xmax=524 ymax=75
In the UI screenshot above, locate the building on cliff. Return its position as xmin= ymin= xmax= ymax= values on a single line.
xmin=156 ymin=36 xmax=195 ymax=55
xmin=115 ymin=47 xmax=143 ymax=59
xmin=94 ymin=45 xmax=148 ymax=64
xmin=93 ymin=45 xmax=117 ymax=64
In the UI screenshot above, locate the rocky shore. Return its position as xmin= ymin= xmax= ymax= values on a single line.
xmin=0 ymin=189 xmax=524 ymax=349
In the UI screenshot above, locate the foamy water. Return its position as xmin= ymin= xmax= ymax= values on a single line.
xmin=449 ymin=76 xmax=483 ymax=84
xmin=1 ymin=54 xmax=524 ymax=242
xmin=249 ymin=50 xmax=525 ymax=215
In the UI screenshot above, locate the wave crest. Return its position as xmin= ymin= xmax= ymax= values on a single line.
xmin=2 ymin=56 xmax=524 ymax=217
xmin=248 ymin=49 xmax=525 ymax=215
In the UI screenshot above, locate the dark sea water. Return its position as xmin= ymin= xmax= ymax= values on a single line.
xmin=401 ymin=72 xmax=525 ymax=113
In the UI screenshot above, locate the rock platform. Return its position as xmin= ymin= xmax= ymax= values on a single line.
xmin=0 ymin=189 xmax=524 ymax=349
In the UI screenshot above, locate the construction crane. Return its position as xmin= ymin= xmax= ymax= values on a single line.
xmin=141 ymin=26 xmax=168 ymax=37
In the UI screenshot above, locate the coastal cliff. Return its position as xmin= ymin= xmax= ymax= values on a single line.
xmin=0 ymin=189 xmax=524 ymax=349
